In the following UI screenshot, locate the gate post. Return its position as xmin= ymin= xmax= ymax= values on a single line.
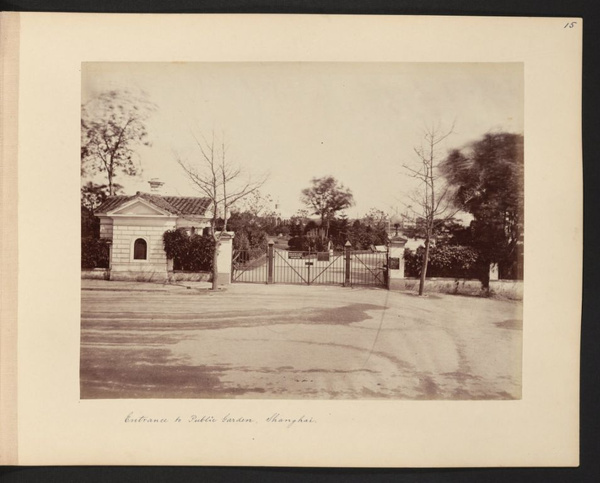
xmin=388 ymin=234 xmax=408 ymax=291
xmin=344 ymin=240 xmax=352 ymax=287
xmin=216 ymin=231 xmax=235 ymax=285
xmin=267 ymin=239 xmax=274 ymax=284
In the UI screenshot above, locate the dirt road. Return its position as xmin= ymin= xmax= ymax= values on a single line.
xmin=80 ymin=281 xmax=522 ymax=399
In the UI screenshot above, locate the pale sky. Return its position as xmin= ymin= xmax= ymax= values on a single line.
xmin=82 ymin=62 xmax=523 ymax=218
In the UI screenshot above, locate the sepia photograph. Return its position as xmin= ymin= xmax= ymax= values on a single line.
xmin=0 ymin=11 xmax=582 ymax=468
xmin=80 ymin=62 xmax=524 ymax=400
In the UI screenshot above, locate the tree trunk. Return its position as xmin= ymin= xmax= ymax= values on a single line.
xmin=418 ymin=235 xmax=431 ymax=296
xmin=481 ymin=261 xmax=491 ymax=290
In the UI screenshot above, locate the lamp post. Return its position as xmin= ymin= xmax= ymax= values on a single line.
xmin=389 ymin=213 xmax=402 ymax=239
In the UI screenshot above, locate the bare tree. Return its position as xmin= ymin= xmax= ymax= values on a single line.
xmin=176 ymin=131 xmax=267 ymax=290
xmin=403 ymin=122 xmax=458 ymax=296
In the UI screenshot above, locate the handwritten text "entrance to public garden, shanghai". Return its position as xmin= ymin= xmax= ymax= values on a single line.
xmin=124 ymin=412 xmax=317 ymax=428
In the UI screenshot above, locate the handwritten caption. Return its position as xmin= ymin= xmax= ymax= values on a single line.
xmin=124 ymin=412 xmax=317 ymax=428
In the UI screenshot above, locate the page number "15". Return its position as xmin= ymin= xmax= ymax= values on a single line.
xmin=564 ymin=21 xmax=577 ymax=28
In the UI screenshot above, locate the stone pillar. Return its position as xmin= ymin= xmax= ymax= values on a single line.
xmin=344 ymin=241 xmax=352 ymax=287
xmin=489 ymin=262 xmax=499 ymax=281
xmin=388 ymin=235 xmax=408 ymax=291
xmin=216 ymin=231 xmax=235 ymax=285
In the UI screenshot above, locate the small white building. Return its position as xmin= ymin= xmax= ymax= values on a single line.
xmin=95 ymin=191 xmax=212 ymax=281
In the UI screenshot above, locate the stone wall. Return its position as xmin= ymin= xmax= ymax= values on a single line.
xmin=400 ymin=278 xmax=523 ymax=300
xmin=81 ymin=268 xmax=110 ymax=280
xmin=99 ymin=217 xmax=113 ymax=239
xmin=168 ymin=271 xmax=212 ymax=282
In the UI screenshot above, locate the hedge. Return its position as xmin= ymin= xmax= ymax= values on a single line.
xmin=81 ymin=237 xmax=110 ymax=269
xmin=163 ymin=229 xmax=215 ymax=272
xmin=404 ymin=245 xmax=483 ymax=280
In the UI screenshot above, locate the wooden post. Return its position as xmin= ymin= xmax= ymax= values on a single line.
xmin=267 ymin=239 xmax=274 ymax=284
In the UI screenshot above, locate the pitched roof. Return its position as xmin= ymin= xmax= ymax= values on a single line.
xmin=95 ymin=192 xmax=211 ymax=216
xmin=163 ymin=196 xmax=211 ymax=215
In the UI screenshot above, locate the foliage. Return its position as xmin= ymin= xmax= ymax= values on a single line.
xmin=81 ymin=237 xmax=110 ymax=269
xmin=81 ymin=206 xmax=100 ymax=239
xmin=287 ymin=237 xmax=304 ymax=251
xmin=288 ymin=217 xmax=387 ymax=252
xmin=276 ymin=225 xmax=290 ymax=237
xmin=81 ymin=181 xmax=124 ymax=212
xmin=300 ymin=176 xmax=354 ymax=238
xmin=404 ymin=245 xmax=482 ymax=279
xmin=328 ymin=217 xmax=350 ymax=249
xmin=402 ymin=216 xmax=468 ymax=242
xmin=441 ymin=132 xmax=524 ymax=271
xmin=81 ymin=182 xmax=125 ymax=247
xmin=163 ymin=229 xmax=215 ymax=272
xmin=81 ymin=89 xmax=156 ymax=195
xmin=228 ymin=212 xmax=268 ymax=247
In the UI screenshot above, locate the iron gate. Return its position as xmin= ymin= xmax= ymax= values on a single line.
xmin=273 ymin=249 xmax=345 ymax=285
xmin=349 ymin=250 xmax=388 ymax=287
xmin=233 ymin=245 xmax=388 ymax=288
xmin=231 ymin=248 xmax=268 ymax=283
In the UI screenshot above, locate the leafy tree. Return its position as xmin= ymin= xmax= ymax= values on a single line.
xmin=81 ymin=89 xmax=156 ymax=195
xmin=234 ymin=191 xmax=282 ymax=236
xmin=402 ymin=216 xmax=470 ymax=245
xmin=228 ymin=211 xmax=269 ymax=251
xmin=288 ymin=209 xmax=310 ymax=237
xmin=329 ymin=216 xmax=350 ymax=250
xmin=441 ymin=132 xmax=524 ymax=284
xmin=300 ymin=176 xmax=354 ymax=239
xmin=346 ymin=220 xmax=388 ymax=250
xmin=81 ymin=182 xmax=125 ymax=240
xmin=81 ymin=181 xmax=124 ymax=212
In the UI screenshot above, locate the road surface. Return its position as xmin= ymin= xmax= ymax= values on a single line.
xmin=80 ymin=280 xmax=522 ymax=400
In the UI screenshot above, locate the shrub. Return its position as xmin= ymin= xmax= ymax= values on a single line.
xmin=81 ymin=237 xmax=110 ymax=269
xmin=233 ymin=231 xmax=251 ymax=251
xmin=163 ymin=229 xmax=215 ymax=272
xmin=404 ymin=245 xmax=483 ymax=279
xmin=288 ymin=236 xmax=304 ymax=250
xmin=287 ymin=235 xmax=329 ymax=252
xmin=81 ymin=206 xmax=100 ymax=239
